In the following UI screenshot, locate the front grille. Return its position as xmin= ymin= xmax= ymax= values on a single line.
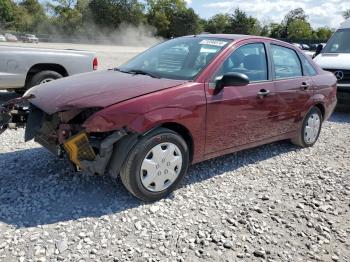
xmin=324 ymin=69 xmax=350 ymax=84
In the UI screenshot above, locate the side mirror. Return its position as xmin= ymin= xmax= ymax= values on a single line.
xmin=216 ymin=72 xmax=249 ymax=91
xmin=313 ymin=44 xmax=323 ymax=58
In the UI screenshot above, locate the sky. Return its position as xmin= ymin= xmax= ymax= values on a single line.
xmin=185 ymin=0 xmax=348 ymax=29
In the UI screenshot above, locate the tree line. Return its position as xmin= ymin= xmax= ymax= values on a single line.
xmin=1 ymin=0 xmax=349 ymax=41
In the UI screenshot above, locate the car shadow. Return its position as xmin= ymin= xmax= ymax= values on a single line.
xmin=0 ymin=91 xmax=20 ymax=105
xmin=328 ymin=110 xmax=350 ymax=123
xmin=0 ymin=139 xmax=299 ymax=228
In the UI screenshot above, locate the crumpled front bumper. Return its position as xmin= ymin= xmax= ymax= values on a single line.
xmin=0 ymin=95 xmax=135 ymax=177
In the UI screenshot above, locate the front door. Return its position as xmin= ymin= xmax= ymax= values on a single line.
xmin=205 ymin=42 xmax=277 ymax=154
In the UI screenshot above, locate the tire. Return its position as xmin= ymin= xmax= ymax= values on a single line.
xmin=26 ymin=70 xmax=63 ymax=89
xmin=120 ymin=128 xmax=190 ymax=201
xmin=14 ymin=89 xmax=26 ymax=95
xmin=291 ymin=107 xmax=323 ymax=148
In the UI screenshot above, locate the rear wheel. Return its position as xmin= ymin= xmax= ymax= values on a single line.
xmin=15 ymin=70 xmax=63 ymax=94
xmin=27 ymin=70 xmax=63 ymax=88
xmin=291 ymin=107 xmax=323 ymax=147
xmin=120 ymin=128 xmax=189 ymax=201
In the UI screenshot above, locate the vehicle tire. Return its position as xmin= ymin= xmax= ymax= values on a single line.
xmin=27 ymin=70 xmax=63 ymax=89
xmin=291 ymin=107 xmax=323 ymax=148
xmin=14 ymin=89 xmax=26 ymax=95
xmin=120 ymin=128 xmax=190 ymax=201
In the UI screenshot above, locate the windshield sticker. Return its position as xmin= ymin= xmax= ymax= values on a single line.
xmin=199 ymin=39 xmax=227 ymax=47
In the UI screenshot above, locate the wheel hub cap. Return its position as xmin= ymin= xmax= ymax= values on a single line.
xmin=304 ymin=113 xmax=321 ymax=144
xmin=140 ymin=142 xmax=182 ymax=192
xmin=40 ymin=78 xmax=54 ymax=84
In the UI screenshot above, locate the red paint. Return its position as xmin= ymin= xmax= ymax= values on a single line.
xmin=27 ymin=35 xmax=337 ymax=164
xmin=27 ymin=70 xmax=186 ymax=114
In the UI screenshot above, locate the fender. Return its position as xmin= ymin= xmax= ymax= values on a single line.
xmin=84 ymin=106 xmax=196 ymax=132
xmin=83 ymin=105 xmax=206 ymax=164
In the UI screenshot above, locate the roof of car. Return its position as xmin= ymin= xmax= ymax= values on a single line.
xmin=182 ymin=34 xmax=299 ymax=49
xmin=184 ymin=33 xmax=276 ymax=42
xmin=197 ymin=34 xmax=256 ymax=39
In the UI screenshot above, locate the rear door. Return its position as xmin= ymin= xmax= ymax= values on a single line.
xmin=270 ymin=43 xmax=313 ymax=134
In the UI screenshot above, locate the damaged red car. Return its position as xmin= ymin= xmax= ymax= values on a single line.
xmin=0 ymin=35 xmax=337 ymax=201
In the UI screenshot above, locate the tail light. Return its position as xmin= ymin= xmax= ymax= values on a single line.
xmin=93 ymin=57 xmax=98 ymax=70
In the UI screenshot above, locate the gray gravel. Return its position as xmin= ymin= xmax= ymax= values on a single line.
xmin=0 ymin=43 xmax=349 ymax=261
xmin=0 ymin=109 xmax=349 ymax=261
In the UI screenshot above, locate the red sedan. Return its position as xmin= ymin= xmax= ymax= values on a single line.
xmin=0 ymin=34 xmax=337 ymax=201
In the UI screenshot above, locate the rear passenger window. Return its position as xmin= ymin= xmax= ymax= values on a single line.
xmin=300 ymin=54 xmax=317 ymax=76
xmin=271 ymin=45 xmax=302 ymax=79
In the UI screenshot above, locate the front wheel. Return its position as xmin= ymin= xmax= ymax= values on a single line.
xmin=120 ymin=128 xmax=189 ymax=201
xmin=291 ymin=107 xmax=323 ymax=148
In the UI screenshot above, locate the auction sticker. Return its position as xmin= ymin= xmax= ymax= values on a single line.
xmin=199 ymin=39 xmax=227 ymax=47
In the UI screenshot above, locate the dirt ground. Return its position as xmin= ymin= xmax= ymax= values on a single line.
xmin=0 ymin=42 xmax=149 ymax=70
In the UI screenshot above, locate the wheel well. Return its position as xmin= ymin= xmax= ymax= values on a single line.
xmin=314 ymin=103 xmax=325 ymax=120
xmin=25 ymin=63 xmax=68 ymax=86
xmin=160 ymin=122 xmax=194 ymax=163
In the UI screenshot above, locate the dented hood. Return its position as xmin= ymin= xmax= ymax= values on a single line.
xmin=25 ymin=70 xmax=187 ymax=114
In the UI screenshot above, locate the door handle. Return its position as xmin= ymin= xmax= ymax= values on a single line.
xmin=300 ymin=82 xmax=310 ymax=90
xmin=257 ymin=89 xmax=270 ymax=98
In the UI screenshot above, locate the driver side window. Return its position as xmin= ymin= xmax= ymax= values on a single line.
xmin=216 ymin=43 xmax=268 ymax=82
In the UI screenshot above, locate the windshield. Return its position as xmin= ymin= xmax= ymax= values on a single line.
xmin=119 ymin=37 xmax=230 ymax=80
xmin=323 ymin=29 xmax=350 ymax=53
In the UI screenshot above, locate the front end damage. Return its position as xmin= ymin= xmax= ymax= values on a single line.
xmin=0 ymin=96 xmax=137 ymax=177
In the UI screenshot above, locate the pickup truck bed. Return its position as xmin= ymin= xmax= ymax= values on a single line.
xmin=0 ymin=45 xmax=97 ymax=92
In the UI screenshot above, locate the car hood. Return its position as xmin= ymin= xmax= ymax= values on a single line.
xmin=314 ymin=53 xmax=350 ymax=70
xmin=26 ymin=70 xmax=187 ymax=114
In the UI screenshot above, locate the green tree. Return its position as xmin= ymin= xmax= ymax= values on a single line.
xmin=279 ymin=8 xmax=308 ymax=38
xmin=48 ymin=0 xmax=84 ymax=35
xmin=168 ymin=7 xmax=201 ymax=37
xmin=146 ymin=0 xmax=187 ymax=37
xmin=260 ymin=25 xmax=270 ymax=37
xmin=146 ymin=0 xmax=201 ymax=37
xmin=268 ymin=23 xmax=284 ymax=38
xmin=226 ymin=8 xmax=261 ymax=35
xmin=0 ymin=0 xmax=16 ymax=29
xmin=287 ymin=19 xmax=312 ymax=40
xmin=315 ymin=27 xmax=333 ymax=41
xmin=283 ymin=8 xmax=308 ymax=25
xmin=88 ymin=0 xmax=145 ymax=30
xmin=15 ymin=0 xmax=47 ymax=32
xmin=205 ymin=14 xmax=230 ymax=33
xmin=343 ymin=9 xmax=350 ymax=19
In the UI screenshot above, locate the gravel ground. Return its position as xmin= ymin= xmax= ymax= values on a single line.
xmin=0 ymin=42 xmax=148 ymax=70
xmin=0 ymin=43 xmax=349 ymax=262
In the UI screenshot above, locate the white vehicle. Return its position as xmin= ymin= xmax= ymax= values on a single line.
xmin=23 ymin=34 xmax=39 ymax=43
xmin=5 ymin=33 xmax=18 ymax=42
xmin=0 ymin=45 xmax=98 ymax=93
xmin=0 ymin=34 xmax=6 ymax=42
xmin=314 ymin=18 xmax=350 ymax=104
